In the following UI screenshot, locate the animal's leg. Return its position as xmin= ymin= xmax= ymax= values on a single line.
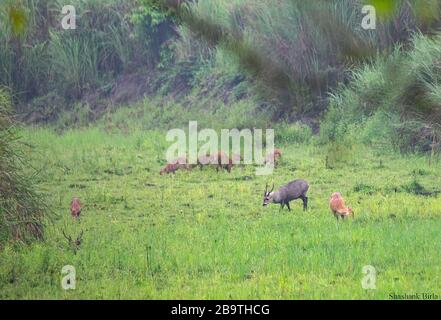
xmin=286 ymin=202 xmax=291 ymax=211
xmin=280 ymin=203 xmax=285 ymax=210
xmin=302 ymin=196 xmax=308 ymax=211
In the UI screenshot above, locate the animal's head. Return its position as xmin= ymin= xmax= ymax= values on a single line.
xmin=70 ymin=198 xmax=81 ymax=214
xmin=263 ymin=183 xmax=275 ymax=206
xmin=348 ymin=207 xmax=354 ymax=218
xmin=176 ymin=156 xmax=187 ymax=165
xmin=331 ymin=192 xmax=342 ymax=199
xmin=160 ymin=164 xmax=171 ymax=175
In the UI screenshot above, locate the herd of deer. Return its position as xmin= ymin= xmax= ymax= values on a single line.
xmin=159 ymin=148 xmax=283 ymax=175
xmin=67 ymin=147 xmax=354 ymax=235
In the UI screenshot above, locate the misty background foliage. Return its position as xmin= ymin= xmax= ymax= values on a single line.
xmin=0 ymin=0 xmax=439 ymax=145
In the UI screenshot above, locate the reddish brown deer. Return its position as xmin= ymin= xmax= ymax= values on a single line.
xmin=214 ymin=151 xmax=233 ymax=173
xmin=197 ymin=154 xmax=212 ymax=170
xmin=329 ymin=192 xmax=354 ymax=220
xmin=265 ymin=148 xmax=282 ymax=166
xmin=197 ymin=151 xmax=234 ymax=172
xmin=70 ymin=197 xmax=82 ymax=218
xmin=173 ymin=155 xmax=194 ymax=171
xmin=160 ymin=163 xmax=180 ymax=175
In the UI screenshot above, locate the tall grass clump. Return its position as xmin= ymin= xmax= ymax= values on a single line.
xmin=0 ymin=88 xmax=49 ymax=246
xmin=320 ymin=33 xmax=441 ymax=155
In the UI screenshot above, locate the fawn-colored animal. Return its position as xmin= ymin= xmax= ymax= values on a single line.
xmin=263 ymin=179 xmax=309 ymax=211
xmin=70 ymin=197 xmax=82 ymax=218
xmin=160 ymin=163 xmax=180 ymax=175
xmin=265 ymin=148 xmax=282 ymax=166
xmin=329 ymin=192 xmax=353 ymax=220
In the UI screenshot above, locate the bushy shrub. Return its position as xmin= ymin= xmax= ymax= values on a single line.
xmin=0 ymin=88 xmax=49 ymax=246
xmin=320 ymin=34 xmax=441 ymax=155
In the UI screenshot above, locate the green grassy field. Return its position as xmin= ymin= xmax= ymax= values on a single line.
xmin=1 ymin=127 xmax=441 ymax=299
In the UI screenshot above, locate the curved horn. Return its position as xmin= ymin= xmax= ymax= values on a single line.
xmin=270 ymin=183 xmax=275 ymax=193
xmin=265 ymin=183 xmax=268 ymax=193
xmin=62 ymin=229 xmax=72 ymax=243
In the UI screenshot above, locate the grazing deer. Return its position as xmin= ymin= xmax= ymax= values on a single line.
xmin=160 ymin=163 xmax=179 ymax=175
xmin=263 ymin=179 xmax=309 ymax=211
xmin=196 ymin=154 xmax=211 ymax=170
xmin=172 ymin=155 xmax=193 ymax=171
xmin=215 ymin=151 xmax=233 ymax=173
xmin=199 ymin=151 xmax=234 ymax=172
xmin=70 ymin=197 xmax=82 ymax=218
xmin=329 ymin=192 xmax=354 ymax=220
xmin=265 ymin=148 xmax=282 ymax=166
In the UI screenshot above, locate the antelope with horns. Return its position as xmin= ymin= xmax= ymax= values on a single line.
xmin=62 ymin=229 xmax=84 ymax=254
xmin=329 ymin=192 xmax=354 ymax=220
xmin=263 ymin=179 xmax=309 ymax=211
